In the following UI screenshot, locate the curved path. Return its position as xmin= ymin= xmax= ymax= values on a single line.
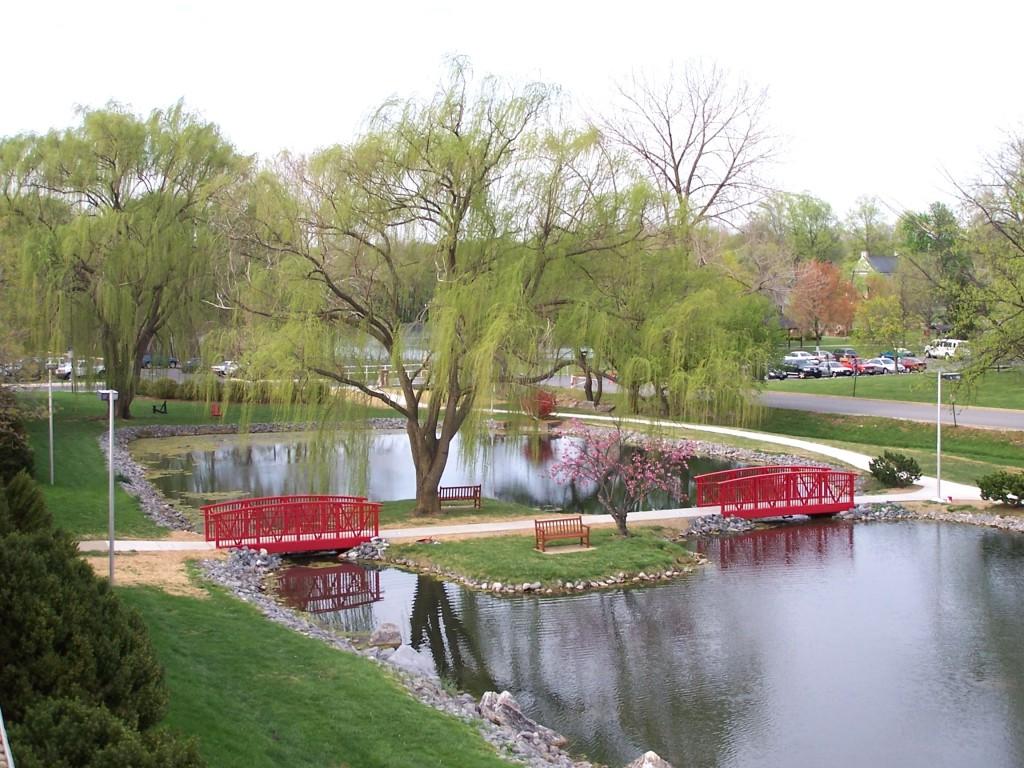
xmin=761 ymin=390 xmax=1024 ymax=430
xmin=78 ymin=414 xmax=980 ymax=552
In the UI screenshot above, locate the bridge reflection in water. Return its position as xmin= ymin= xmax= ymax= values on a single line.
xmin=276 ymin=563 xmax=383 ymax=633
xmin=698 ymin=520 xmax=854 ymax=569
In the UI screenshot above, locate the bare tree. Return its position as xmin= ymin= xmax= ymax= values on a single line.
xmin=601 ymin=63 xmax=775 ymax=230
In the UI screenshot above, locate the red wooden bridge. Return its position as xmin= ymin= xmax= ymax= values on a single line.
xmin=695 ymin=465 xmax=856 ymax=519
xmin=201 ymin=495 xmax=380 ymax=554
xmin=276 ymin=563 xmax=382 ymax=613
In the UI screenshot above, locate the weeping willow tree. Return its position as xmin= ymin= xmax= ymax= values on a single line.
xmin=552 ymin=222 xmax=777 ymax=424
xmin=227 ymin=62 xmax=645 ymax=516
xmin=0 ymin=103 xmax=244 ymax=417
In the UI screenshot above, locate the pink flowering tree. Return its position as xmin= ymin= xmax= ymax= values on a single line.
xmin=550 ymin=421 xmax=696 ymax=536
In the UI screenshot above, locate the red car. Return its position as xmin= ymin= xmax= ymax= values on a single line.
xmin=854 ymin=359 xmax=886 ymax=375
xmin=898 ymin=356 xmax=928 ymax=372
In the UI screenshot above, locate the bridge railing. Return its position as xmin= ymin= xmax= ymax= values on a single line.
xmin=202 ymin=494 xmax=368 ymax=533
xmin=695 ymin=465 xmax=832 ymax=507
xmin=716 ymin=469 xmax=855 ymax=518
xmin=201 ymin=495 xmax=380 ymax=552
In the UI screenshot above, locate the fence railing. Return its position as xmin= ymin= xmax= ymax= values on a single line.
xmin=201 ymin=495 xmax=380 ymax=554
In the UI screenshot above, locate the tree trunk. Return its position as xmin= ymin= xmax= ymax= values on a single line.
xmin=404 ymin=387 xmax=468 ymax=517
xmin=612 ymin=509 xmax=630 ymax=537
xmin=594 ymin=374 xmax=603 ymax=406
xmin=628 ymin=383 xmax=640 ymax=413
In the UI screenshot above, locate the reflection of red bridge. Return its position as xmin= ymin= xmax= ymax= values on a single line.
xmin=201 ymin=495 xmax=380 ymax=554
xmin=699 ymin=521 xmax=854 ymax=569
xmin=276 ymin=563 xmax=382 ymax=613
xmin=695 ymin=465 xmax=856 ymax=519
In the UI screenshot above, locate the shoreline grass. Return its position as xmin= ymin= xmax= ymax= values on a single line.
xmin=385 ymin=526 xmax=698 ymax=588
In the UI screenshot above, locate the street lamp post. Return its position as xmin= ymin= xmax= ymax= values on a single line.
xmin=98 ymin=389 xmax=118 ymax=583
xmin=936 ymin=370 xmax=961 ymax=503
xmin=47 ymin=366 xmax=55 ymax=485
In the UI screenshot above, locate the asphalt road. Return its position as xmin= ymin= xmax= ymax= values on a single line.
xmin=760 ymin=391 xmax=1024 ymax=430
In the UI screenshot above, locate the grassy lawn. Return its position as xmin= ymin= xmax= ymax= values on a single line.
xmin=19 ymin=390 xmax=391 ymax=538
xmin=120 ymin=581 xmax=512 ymax=768
xmin=387 ymin=526 xmax=696 ymax=586
xmin=380 ymin=498 xmax=541 ymax=527
xmin=763 ymin=368 xmax=1024 ymax=410
xmin=755 ymin=409 xmax=1024 ymax=485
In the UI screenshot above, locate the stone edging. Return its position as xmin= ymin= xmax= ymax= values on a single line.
xmin=844 ymin=501 xmax=1024 ymax=532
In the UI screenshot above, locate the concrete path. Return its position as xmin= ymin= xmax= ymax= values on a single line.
xmin=78 ymin=414 xmax=980 ymax=553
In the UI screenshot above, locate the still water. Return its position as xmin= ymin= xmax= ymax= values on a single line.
xmin=278 ymin=521 xmax=1024 ymax=768
xmin=134 ymin=431 xmax=734 ymax=512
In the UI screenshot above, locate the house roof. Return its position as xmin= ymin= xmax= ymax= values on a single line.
xmin=865 ymin=255 xmax=898 ymax=275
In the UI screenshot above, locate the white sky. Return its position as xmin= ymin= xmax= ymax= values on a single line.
xmin=5 ymin=0 xmax=1023 ymax=220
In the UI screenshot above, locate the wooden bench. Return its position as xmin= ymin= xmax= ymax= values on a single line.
xmin=152 ymin=400 xmax=168 ymax=414
xmin=438 ymin=484 xmax=481 ymax=509
xmin=534 ymin=516 xmax=590 ymax=552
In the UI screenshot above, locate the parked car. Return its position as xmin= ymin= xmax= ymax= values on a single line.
xmin=211 ymin=360 xmax=240 ymax=377
xmin=820 ymin=361 xmax=854 ymax=377
xmin=869 ymin=357 xmax=906 ymax=374
xmin=142 ymin=353 xmax=179 ymax=368
xmin=55 ymin=358 xmax=106 ymax=380
xmin=879 ymin=348 xmax=915 ymax=360
xmin=833 ymin=347 xmax=858 ymax=362
xmin=181 ymin=357 xmax=203 ymax=373
xmin=784 ymin=350 xmax=820 ymax=362
xmin=924 ymin=339 xmax=967 ymax=359
xmin=783 ymin=359 xmax=824 ymax=378
xmin=898 ymin=356 xmax=927 ymax=372
xmin=764 ymin=366 xmax=788 ymax=381
xmin=854 ymin=359 xmax=887 ymax=375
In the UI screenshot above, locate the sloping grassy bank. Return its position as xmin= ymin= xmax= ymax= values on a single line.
xmin=120 ymin=580 xmax=512 ymax=768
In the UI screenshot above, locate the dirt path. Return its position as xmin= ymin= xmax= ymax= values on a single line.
xmin=83 ymin=550 xmax=225 ymax=597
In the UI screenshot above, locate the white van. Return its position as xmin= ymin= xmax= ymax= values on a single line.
xmin=923 ymin=339 xmax=967 ymax=359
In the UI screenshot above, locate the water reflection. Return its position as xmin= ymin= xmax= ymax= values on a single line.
xmin=277 ymin=523 xmax=1024 ymax=768
xmin=410 ymin=576 xmax=497 ymax=692
xmin=276 ymin=563 xmax=382 ymax=634
xmin=137 ymin=431 xmax=737 ymax=512
xmin=698 ymin=520 xmax=854 ymax=569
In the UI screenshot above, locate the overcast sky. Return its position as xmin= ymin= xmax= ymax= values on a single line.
xmin=5 ymin=0 xmax=1023 ymax=220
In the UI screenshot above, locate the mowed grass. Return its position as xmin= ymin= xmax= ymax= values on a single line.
xmin=387 ymin=526 xmax=696 ymax=585
xmin=756 ymin=408 xmax=1024 ymax=485
xmin=120 ymin=582 xmax=512 ymax=768
xmin=20 ymin=390 xmax=391 ymax=538
xmin=764 ymin=368 xmax=1024 ymax=410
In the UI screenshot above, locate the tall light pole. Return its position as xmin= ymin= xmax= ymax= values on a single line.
xmin=98 ymin=389 xmax=118 ymax=583
xmin=47 ymin=365 xmax=55 ymax=485
xmin=936 ymin=370 xmax=961 ymax=503
xmin=936 ymin=369 xmax=942 ymax=502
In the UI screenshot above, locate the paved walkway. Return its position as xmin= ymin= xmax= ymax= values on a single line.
xmin=78 ymin=416 xmax=980 ymax=553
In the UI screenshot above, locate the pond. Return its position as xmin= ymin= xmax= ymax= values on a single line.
xmin=278 ymin=521 xmax=1024 ymax=768
xmin=132 ymin=431 xmax=736 ymax=513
